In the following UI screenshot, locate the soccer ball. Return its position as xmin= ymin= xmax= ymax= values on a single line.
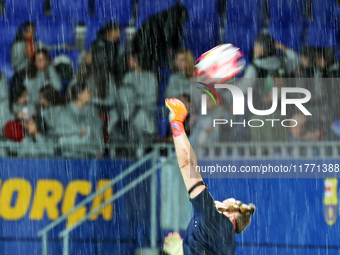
xmin=194 ymin=44 xmax=245 ymax=84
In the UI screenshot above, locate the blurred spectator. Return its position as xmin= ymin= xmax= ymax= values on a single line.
xmin=24 ymin=49 xmax=62 ymax=108
xmin=11 ymin=21 xmax=73 ymax=72
xmin=165 ymin=49 xmax=195 ymax=99
xmin=57 ymin=83 xmax=103 ymax=158
xmin=9 ymin=82 xmax=33 ymax=121
xmin=315 ymin=47 xmax=340 ymax=78
xmin=38 ymin=85 xmax=67 ymax=138
xmin=295 ymin=46 xmax=317 ymax=78
xmin=236 ymin=34 xmax=300 ymax=93
xmin=289 ymin=113 xmax=323 ymax=141
xmin=250 ymin=77 xmax=290 ymax=142
xmin=109 ymin=54 xmax=158 ymax=145
xmin=68 ymin=52 xmax=117 ymax=110
xmin=90 ymin=22 xmax=124 ymax=83
xmin=17 ymin=115 xmax=54 ymax=158
xmin=190 ymin=96 xmax=227 ymax=145
xmin=314 ymin=47 xmax=340 ymax=122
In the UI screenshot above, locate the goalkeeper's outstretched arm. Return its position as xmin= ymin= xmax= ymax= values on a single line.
xmin=166 ymin=98 xmax=206 ymax=199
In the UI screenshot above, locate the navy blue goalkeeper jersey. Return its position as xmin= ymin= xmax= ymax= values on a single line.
xmin=183 ymin=188 xmax=236 ymax=255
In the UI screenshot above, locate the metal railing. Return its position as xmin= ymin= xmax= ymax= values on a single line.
xmin=191 ymin=141 xmax=340 ymax=159
xmin=37 ymin=144 xmax=176 ymax=255
xmin=1 ymin=141 xmax=340 ymax=159
xmin=37 ymin=149 xmax=159 ymax=255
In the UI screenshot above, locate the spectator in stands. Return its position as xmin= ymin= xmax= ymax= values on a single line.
xmin=57 ymin=82 xmax=103 ymax=158
xmin=289 ymin=113 xmax=323 ymax=141
xmin=24 ymin=49 xmax=62 ymax=109
xmin=236 ymin=34 xmax=300 ymax=93
xmin=165 ymin=49 xmax=195 ymax=99
xmin=9 ymin=82 xmax=34 ymax=121
xmin=190 ymin=96 xmax=227 ymax=145
xmin=109 ymin=54 xmax=158 ymax=145
xmin=11 ymin=21 xmax=73 ymax=72
xmin=314 ymin=47 xmax=340 ymax=122
xmin=18 ymin=115 xmax=54 ymax=158
xmin=315 ymin=47 xmax=340 ymax=78
xmin=250 ymin=76 xmax=290 ymax=142
xmin=38 ymin=85 xmax=67 ymax=138
xmin=68 ymin=51 xmax=117 ymax=110
xmin=91 ymin=22 xmax=123 ymax=83
xmin=295 ymin=46 xmax=317 ymax=78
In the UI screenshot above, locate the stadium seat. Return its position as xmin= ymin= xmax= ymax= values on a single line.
xmin=136 ymin=0 xmax=177 ymax=27
xmin=311 ymin=0 xmax=340 ymax=24
xmin=269 ymin=21 xmax=302 ymax=51
xmin=5 ymin=0 xmax=44 ymax=19
xmin=308 ymin=22 xmax=338 ymax=48
xmin=182 ymin=0 xmax=218 ymax=22
xmin=181 ymin=0 xmax=220 ymax=58
xmin=0 ymin=48 xmax=14 ymax=81
xmin=225 ymin=23 xmax=260 ymax=64
xmin=95 ymin=0 xmax=132 ymax=25
xmin=183 ymin=21 xmax=220 ymax=59
xmin=35 ymin=19 xmax=74 ymax=46
xmin=226 ymin=0 xmax=263 ymax=24
xmin=268 ymin=0 xmax=303 ymax=51
xmin=0 ymin=20 xmax=22 ymax=48
xmin=51 ymin=0 xmax=89 ymax=22
xmin=225 ymin=0 xmax=263 ymax=61
xmin=85 ymin=20 xmax=107 ymax=50
xmin=269 ymin=0 xmax=303 ymax=22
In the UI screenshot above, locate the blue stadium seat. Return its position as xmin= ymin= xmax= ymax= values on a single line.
xmin=95 ymin=0 xmax=132 ymax=25
xmin=85 ymin=20 xmax=106 ymax=50
xmin=136 ymin=0 xmax=177 ymax=27
xmin=269 ymin=21 xmax=302 ymax=51
xmin=0 ymin=20 xmax=22 ymax=48
xmin=226 ymin=0 xmax=263 ymax=24
xmin=308 ymin=22 xmax=338 ymax=48
xmin=183 ymin=21 xmax=220 ymax=59
xmin=5 ymin=0 xmax=44 ymax=19
xmin=182 ymin=0 xmax=218 ymax=22
xmin=268 ymin=0 xmax=303 ymax=51
xmin=182 ymin=0 xmax=220 ymax=58
xmin=269 ymin=0 xmax=303 ymax=22
xmin=0 ymin=48 xmax=14 ymax=81
xmin=51 ymin=0 xmax=89 ymax=22
xmin=311 ymin=0 xmax=340 ymax=24
xmin=225 ymin=23 xmax=260 ymax=64
xmin=35 ymin=19 xmax=74 ymax=46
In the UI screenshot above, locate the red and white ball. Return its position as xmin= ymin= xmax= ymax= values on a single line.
xmin=194 ymin=44 xmax=245 ymax=84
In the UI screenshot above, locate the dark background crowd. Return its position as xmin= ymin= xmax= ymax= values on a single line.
xmin=0 ymin=0 xmax=340 ymax=158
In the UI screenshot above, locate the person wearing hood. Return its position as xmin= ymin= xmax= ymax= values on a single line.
xmin=90 ymin=22 xmax=124 ymax=83
xmin=235 ymin=34 xmax=300 ymax=93
xmin=57 ymin=82 xmax=104 ymax=158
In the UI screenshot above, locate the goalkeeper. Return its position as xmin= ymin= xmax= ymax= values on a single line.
xmin=163 ymin=98 xmax=256 ymax=255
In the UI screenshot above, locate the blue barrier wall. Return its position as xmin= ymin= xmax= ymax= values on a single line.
xmin=0 ymin=158 xmax=339 ymax=255
xmin=0 ymin=159 xmax=152 ymax=255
